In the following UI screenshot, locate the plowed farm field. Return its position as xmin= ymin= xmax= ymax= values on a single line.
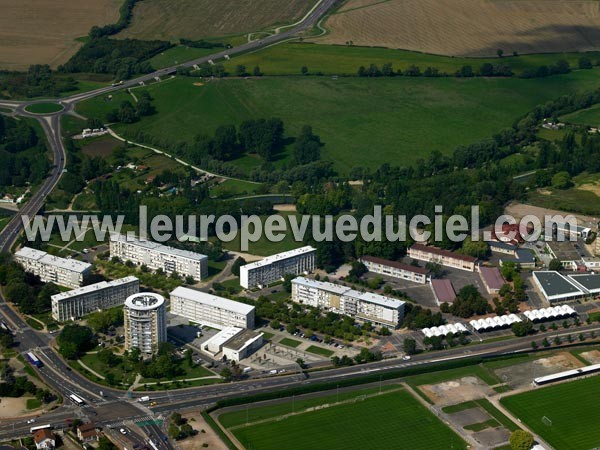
xmin=317 ymin=0 xmax=600 ymax=56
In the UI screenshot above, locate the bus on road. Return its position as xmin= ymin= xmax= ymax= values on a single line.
xmin=30 ymin=424 xmax=51 ymax=433
xmin=69 ymin=394 xmax=85 ymax=406
xmin=26 ymin=352 xmax=43 ymax=368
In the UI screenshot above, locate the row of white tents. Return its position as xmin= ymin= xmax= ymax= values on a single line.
xmin=469 ymin=314 xmax=522 ymax=332
xmin=422 ymin=323 xmax=469 ymax=338
xmin=421 ymin=304 xmax=578 ymax=337
xmin=523 ymin=305 xmax=576 ymax=322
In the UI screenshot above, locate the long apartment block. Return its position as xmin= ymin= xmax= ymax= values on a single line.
xmin=51 ymin=276 xmax=139 ymax=321
xmin=109 ymin=234 xmax=208 ymax=281
xmin=14 ymin=247 xmax=91 ymax=288
xmin=240 ymin=246 xmax=316 ymax=289
xmin=291 ymin=277 xmax=405 ymax=328
xmin=408 ymin=243 xmax=477 ymax=272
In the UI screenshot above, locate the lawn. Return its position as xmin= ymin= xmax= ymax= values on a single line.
xmin=218 ymin=385 xmax=399 ymax=428
xmin=24 ymin=103 xmax=64 ymax=114
xmin=26 ymin=398 xmax=42 ymax=410
xmin=149 ymin=46 xmax=221 ymax=69
xmin=224 ymin=42 xmax=600 ymax=77
xmin=501 ymin=375 xmax=600 ymax=450
xmin=77 ymin=70 xmax=600 ymax=173
xmin=231 ymin=389 xmax=468 ymax=450
xmin=561 ymin=102 xmax=600 ymax=126
xmin=305 ymin=345 xmax=334 ymax=357
xmin=210 ymin=178 xmax=263 ymax=199
xmin=525 ymin=172 xmax=600 ymax=215
xmin=279 ymin=338 xmax=302 ymax=348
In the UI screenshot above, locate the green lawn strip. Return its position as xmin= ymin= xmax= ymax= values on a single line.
xmin=501 ymin=375 xmax=600 ymax=450
xmin=305 ymin=345 xmax=334 ymax=357
xmin=231 ymin=389 xmax=468 ymax=450
xmin=475 ymin=399 xmax=520 ymax=432
xmin=464 ymin=418 xmax=501 ymax=432
xmin=261 ymin=331 xmax=274 ymax=341
xmin=135 ymin=377 xmax=222 ymax=391
xmin=25 ymin=317 xmax=44 ymax=331
xmin=441 ymin=401 xmax=478 ymax=414
xmin=279 ymin=337 xmax=302 ymax=348
xmin=26 ymin=398 xmax=42 ymax=410
xmin=24 ymin=103 xmax=64 ymax=114
xmin=220 ymin=385 xmax=401 ymax=429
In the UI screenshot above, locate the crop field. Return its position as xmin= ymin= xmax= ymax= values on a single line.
xmin=225 ymin=42 xmax=600 ymax=76
xmin=501 ymin=375 xmax=600 ymax=450
xmin=0 ymin=0 xmax=121 ymax=70
xmin=117 ymin=0 xmax=315 ymax=42
xmin=78 ymin=70 xmax=600 ymax=173
xmin=228 ymin=389 xmax=468 ymax=450
xmin=318 ymin=0 xmax=600 ymax=57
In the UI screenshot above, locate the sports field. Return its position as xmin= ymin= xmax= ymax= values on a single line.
xmin=117 ymin=0 xmax=315 ymax=41
xmin=78 ymin=70 xmax=600 ymax=173
xmin=0 ymin=0 xmax=121 ymax=70
xmin=228 ymin=389 xmax=468 ymax=450
xmin=501 ymin=375 xmax=600 ymax=450
xmin=319 ymin=0 xmax=600 ymax=57
xmin=224 ymin=42 xmax=600 ymax=76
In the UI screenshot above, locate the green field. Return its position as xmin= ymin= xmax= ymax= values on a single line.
xmin=501 ymin=376 xmax=600 ymax=450
xmin=305 ymin=345 xmax=334 ymax=357
xmin=224 ymin=43 xmax=600 ymax=77
xmin=149 ymin=46 xmax=219 ymax=69
xmin=210 ymin=178 xmax=263 ymax=199
xmin=525 ymin=172 xmax=600 ymax=216
xmin=279 ymin=337 xmax=302 ymax=348
xmin=562 ymin=103 xmax=600 ymax=126
xmin=230 ymin=389 xmax=468 ymax=450
xmin=78 ymin=70 xmax=600 ymax=173
xmin=24 ymin=102 xmax=64 ymax=114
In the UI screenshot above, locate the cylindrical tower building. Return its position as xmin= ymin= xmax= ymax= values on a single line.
xmin=123 ymin=292 xmax=167 ymax=355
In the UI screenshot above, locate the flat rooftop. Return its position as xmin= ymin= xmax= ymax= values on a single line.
xmin=125 ymin=293 xmax=165 ymax=310
xmin=292 ymin=276 xmax=350 ymax=295
xmin=533 ymin=271 xmax=584 ymax=298
xmin=223 ymin=329 xmax=262 ymax=351
xmin=410 ymin=244 xmax=477 ymax=263
xmin=16 ymin=247 xmax=91 ymax=273
xmin=546 ymin=240 xmax=582 ymax=262
xmin=345 ymin=289 xmax=405 ymax=309
xmin=170 ymin=286 xmax=255 ymax=315
xmin=569 ymin=274 xmax=600 ymax=293
xmin=111 ymin=234 xmax=208 ymax=262
xmin=241 ymin=246 xmax=315 ymax=271
xmin=51 ymin=276 xmax=138 ymax=301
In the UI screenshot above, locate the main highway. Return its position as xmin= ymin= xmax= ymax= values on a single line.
xmin=1 ymin=0 xmax=599 ymax=445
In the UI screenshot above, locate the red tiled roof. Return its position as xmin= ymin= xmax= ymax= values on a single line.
xmin=361 ymin=255 xmax=429 ymax=275
xmin=410 ymin=244 xmax=477 ymax=263
xmin=33 ymin=429 xmax=54 ymax=443
xmin=431 ymin=279 xmax=456 ymax=303
xmin=479 ymin=266 xmax=505 ymax=290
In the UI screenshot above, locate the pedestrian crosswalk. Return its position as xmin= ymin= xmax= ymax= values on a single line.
xmin=105 ymin=415 xmax=161 ymax=429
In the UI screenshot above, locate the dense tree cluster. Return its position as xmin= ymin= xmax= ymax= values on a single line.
xmin=520 ymin=59 xmax=571 ymax=79
xmin=0 ymin=115 xmax=49 ymax=189
xmin=0 ymin=363 xmax=53 ymax=402
xmin=0 ymin=65 xmax=78 ymax=98
xmin=57 ymin=324 xmax=97 ymax=359
xmin=441 ymin=285 xmax=490 ymax=318
xmin=357 ymin=62 xmax=514 ymax=78
xmin=106 ymin=92 xmax=155 ymax=124
xmin=89 ymin=0 xmax=139 ymax=39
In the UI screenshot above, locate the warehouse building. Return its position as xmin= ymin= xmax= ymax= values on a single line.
xmin=569 ymin=273 xmax=600 ymax=296
xmin=202 ymin=327 xmax=263 ymax=362
xmin=532 ymin=271 xmax=588 ymax=303
xmin=479 ymin=266 xmax=505 ymax=295
xmin=124 ymin=293 xmax=167 ymax=356
xmin=360 ymin=255 xmax=429 ymax=284
xmin=430 ymin=279 xmax=456 ymax=304
xmin=15 ymin=247 xmax=91 ymax=288
xmin=109 ymin=234 xmax=208 ymax=281
xmin=291 ymin=277 xmax=405 ymax=328
xmin=240 ymin=246 xmax=316 ymax=289
xmin=51 ymin=276 xmax=139 ymax=321
xmin=170 ymin=286 xmax=255 ymax=329
xmin=408 ymin=244 xmax=477 ymax=272
xmin=499 ymin=248 xmax=536 ymax=269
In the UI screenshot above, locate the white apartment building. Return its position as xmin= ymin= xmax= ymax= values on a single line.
xmin=15 ymin=247 xmax=91 ymax=288
xmin=202 ymin=327 xmax=263 ymax=362
xmin=240 ymin=246 xmax=316 ymax=289
xmin=124 ymin=293 xmax=167 ymax=355
xmin=408 ymin=244 xmax=477 ymax=272
xmin=291 ymin=277 xmax=405 ymax=328
xmin=109 ymin=234 xmax=208 ymax=281
xmin=51 ymin=276 xmax=139 ymax=322
xmin=360 ymin=255 xmax=429 ymax=284
xmin=170 ymin=286 xmax=255 ymax=329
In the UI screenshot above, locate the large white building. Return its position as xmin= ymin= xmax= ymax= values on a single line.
xmin=408 ymin=244 xmax=477 ymax=272
xmin=291 ymin=277 xmax=405 ymax=328
xmin=51 ymin=276 xmax=139 ymax=322
xmin=170 ymin=286 xmax=255 ymax=329
xmin=360 ymin=255 xmax=429 ymax=284
xmin=202 ymin=327 xmax=263 ymax=362
xmin=124 ymin=293 xmax=167 ymax=355
xmin=109 ymin=234 xmax=208 ymax=281
xmin=15 ymin=247 xmax=91 ymax=288
xmin=240 ymin=246 xmax=316 ymax=289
